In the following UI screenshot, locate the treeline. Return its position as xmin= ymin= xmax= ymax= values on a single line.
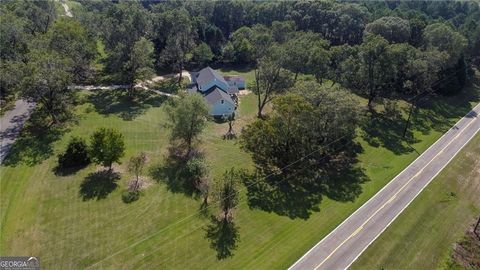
xmin=2 ymin=0 xmax=479 ymax=120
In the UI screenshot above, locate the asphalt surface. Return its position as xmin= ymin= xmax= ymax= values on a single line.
xmin=289 ymin=102 xmax=480 ymax=270
xmin=0 ymin=99 xmax=34 ymax=163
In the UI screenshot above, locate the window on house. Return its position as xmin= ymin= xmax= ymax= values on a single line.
xmin=221 ymin=100 xmax=224 ymax=104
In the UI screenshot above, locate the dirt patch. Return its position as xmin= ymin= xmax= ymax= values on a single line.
xmin=238 ymin=89 xmax=251 ymax=95
xmin=127 ymin=176 xmax=153 ymax=191
xmin=450 ymin=222 xmax=480 ymax=269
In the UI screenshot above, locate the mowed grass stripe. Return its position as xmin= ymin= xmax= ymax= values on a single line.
xmin=1 ymin=72 xmax=479 ymax=269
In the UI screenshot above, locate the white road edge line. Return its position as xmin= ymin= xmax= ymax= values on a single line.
xmin=344 ymin=121 xmax=479 ymax=270
xmin=288 ymin=102 xmax=480 ymax=270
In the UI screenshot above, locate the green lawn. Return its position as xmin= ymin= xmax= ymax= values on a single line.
xmin=351 ymin=134 xmax=480 ymax=270
xmin=1 ymin=73 xmax=479 ymax=269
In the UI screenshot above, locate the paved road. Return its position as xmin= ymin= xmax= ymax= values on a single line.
xmin=289 ymin=102 xmax=480 ymax=270
xmin=0 ymin=100 xmax=35 ymax=163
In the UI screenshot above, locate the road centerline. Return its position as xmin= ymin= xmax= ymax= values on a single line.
xmin=312 ymin=112 xmax=478 ymax=270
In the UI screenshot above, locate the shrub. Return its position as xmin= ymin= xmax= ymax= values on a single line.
xmin=122 ymin=190 xmax=140 ymax=203
xmin=58 ymin=136 xmax=90 ymax=168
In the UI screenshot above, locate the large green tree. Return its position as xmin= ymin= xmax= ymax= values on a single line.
xmin=21 ymin=50 xmax=74 ymax=124
xmin=423 ymin=22 xmax=467 ymax=67
xmin=168 ymin=93 xmax=209 ymax=155
xmin=192 ymin=42 xmax=214 ymax=66
xmin=253 ymin=45 xmax=293 ymax=118
xmin=159 ymin=9 xmax=195 ymax=84
xmin=101 ymin=2 xmax=152 ymax=78
xmin=283 ymin=32 xmax=326 ymax=81
xmin=365 ymin=16 xmax=411 ymax=44
xmin=213 ymin=168 xmax=240 ymax=222
xmin=125 ymin=37 xmax=155 ymax=96
xmin=89 ymin=128 xmax=126 ymax=171
xmin=43 ymin=18 xmax=96 ymax=82
xmin=356 ymin=34 xmax=394 ymax=109
xmin=241 ymin=83 xmax=359 ymax=184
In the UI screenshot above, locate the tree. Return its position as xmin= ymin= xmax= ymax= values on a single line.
xmin=332 ymin=4 xmax=370 ymax=45
xmin=101 ymin=2 xmax=152 ymax=79
xmin=0 ymin=11 xmax=29 ymax=62
xmin=283 ymin=32 xmax=325 ymax=81
xmin=253 ymin=45 xmax=293 ymax=118
xmin=271 ymin=20 xmax=295 ymax=43
xmin=423 ymin=22 xmax=468 ymax=67
xmin=58 ymin=136 xmax=90 ymax=169
xmin=328 ymin=45 xmax=358 ymax=86
xmin=44 ymin=18 xmax=96 ymax=82
xmin=21 ymin=50 xmax=74 ymax=125
xmin=241 ymin=83 xmax=359 ymax=185
xmin=204 ymin=24 xmax=225 ymax=55
xmin=223 ymin=114 xmax=236 ymax=140
xmin=168 ymin=93 xmax=209 ymax=155
xmin=356 ymin=34 xmax=394 ymax=110
xmin=89 ymin=128 xmax=126 ymax=171
xmin=192 ymin=42 xmax=214 ymax=66
xmin=213 ymin=168 xmax=240 ymax=221
xmin=6 ymin=0 xmax=57 ymax=35
xmin=185 ymin=156 xmax=209 ymax=205
xmin=159 ymin=9 xmax=195 ymax=85
xmin=125 ymin=37 xmax=155 ymax=96
xmin=308 ymin=43 xmax=331 ymax=84
xmin=402 ymin=49 xmax=448 ymax=137
xmin=0 ymin=60 xmax=25 ymax=103
xmin=250 ymin=24 xmax=273 ymax=61
xmin=364 ymin=16 xmax=411 ymax=43
xmin=222 ymin=41 xmax=235 ymax=62
xmin=127 ymin=152 xmax=147 ymax=191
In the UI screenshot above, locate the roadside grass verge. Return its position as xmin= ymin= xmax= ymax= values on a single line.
xmin=351 ymin=134 xmax=480 ymax=270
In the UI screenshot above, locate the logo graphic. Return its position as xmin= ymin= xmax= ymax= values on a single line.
xmin=0 ymin=257 xmax=40 ymax=270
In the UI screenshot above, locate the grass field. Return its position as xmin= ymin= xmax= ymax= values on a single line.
xmin=1 ymin=72 xmax=479 ymax=269
xmin=351 ymin=134 xmax=480 ymax=270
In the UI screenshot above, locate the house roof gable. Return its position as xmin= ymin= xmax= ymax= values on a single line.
xmin=196 ymin=67 xmax=228 ymax=89
xmin=204 ymin=88 xmax=235 ymax=106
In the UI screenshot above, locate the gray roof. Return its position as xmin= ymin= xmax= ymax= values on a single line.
xmin=224 ymin=75 xmax=245 ymax=82
xmin=204 ymin=88 xmax=235 ymax=106
xmin=226 ymin=86 xmax=239 ymax=94
xmin=196 ymin=67 xmax=228 ymax=88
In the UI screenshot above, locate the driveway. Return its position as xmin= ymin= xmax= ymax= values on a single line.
xmin=0 ymin=100 xmax=35 ymax=163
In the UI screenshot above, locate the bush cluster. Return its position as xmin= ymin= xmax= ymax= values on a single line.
xmin=57 ymin=136 xmax=90 ymax=168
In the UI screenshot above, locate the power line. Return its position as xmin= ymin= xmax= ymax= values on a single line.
xmin=85 ymin=133 xmax=355 ymax=268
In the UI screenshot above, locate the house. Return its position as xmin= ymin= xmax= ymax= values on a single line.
xmin=192 ymin=67 xmax=229 ymax=93
xmin=224 ymin=75 xmax=246 ymax=89
xmin=204 ymin=87 xmax=236 ymax=117
xmin=190 ymin=67 xmax=245 ymax=117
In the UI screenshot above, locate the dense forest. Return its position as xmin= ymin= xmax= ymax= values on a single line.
xmin=1 ymin=0 xmax=479 ymax=109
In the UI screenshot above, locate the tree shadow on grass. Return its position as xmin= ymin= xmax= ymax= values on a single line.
xmin=2 ymin=110 xmax=68 ymax=167
xmin=150 ymin=78 xmax=183 ymax=94
xmin=412 ymin=83 xmax=480 ymax=136
xmin=53 ymin=163 xmax=89 ymax=176
xmin=149 ymin=147 xmax=201 ymax=197
xmin=79 ymin=169 xmax=120 ymax=201
xmin=242 ymin=145 xmax=368 ymax=220
xmin=360 ymin=108 xmax=418 ymax=155
xmin=88 ymin=88 xmax=167 ymax=121
xmin=205 ymin=216 xmax=240 ymax=260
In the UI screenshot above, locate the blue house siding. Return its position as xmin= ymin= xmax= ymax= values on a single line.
xmin=210 ymin=100 xmax=235 ymax=116
xmin=227 ymin=80 xmax=246 ymax=89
